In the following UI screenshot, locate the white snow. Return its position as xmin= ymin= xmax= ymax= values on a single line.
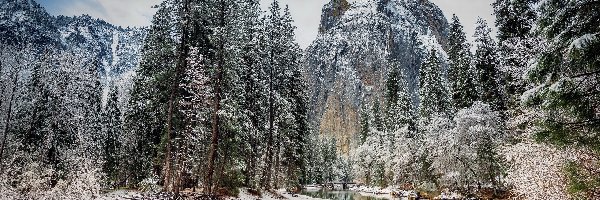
xmin=418 ymin=33 xmax=448 ymax=60
xmin=110 ymin=31 xmax=120 ymax=68
xmin=501 ymin=142 xmax=576 ymax=200
xmin=569 ymin=33 xmax=597 ymax=50
xmin=230 ymin=188 xmax=324 ymax=200
xmin=520 ymin=83 xmax=545 ymax=104
xmin=548 ymin=77 xmax=570 ymax=92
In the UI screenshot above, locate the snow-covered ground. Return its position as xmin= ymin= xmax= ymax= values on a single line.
xmin=230 ymin=188 xmax=324 ymax=200
xmin=98 ymin=188 xmax=324 ymax=200
xmin=349 ymin=185 xmax=463 ymax=200
xmin=98 ymin=190 xmax=147 ymax=199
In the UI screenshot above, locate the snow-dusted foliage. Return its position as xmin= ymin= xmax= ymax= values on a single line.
xmin=351 ymin=102 xmax=506 ymax=190
xmin=454 ymin=102 xmax=505 ymax=186
xmin=422 ymin=116 xmax=459 ymax=185
xmin=0 ymin=47 xmax=106 ymax=199
xmin=501 ymin=142 xmax=572 ymax=199
xmin=1 ymin=0 xmax=599 ymax=198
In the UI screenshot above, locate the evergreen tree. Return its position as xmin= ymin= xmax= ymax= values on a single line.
xmin=236 ymin=0 xmax=267 ymax=189
xmin=262 ymin=0 xmax=283 ymax=188
xmin=359 ymin=104 xmax=370 ymax=145
xmin=419 ymin=49 xmax=452 ymax=120
xmin=493 ymin=0 xmax=537 ymax=42
xmin=494 ymin=0 xmax=539 ymax=109
xmin=385 ymin=64 xmax=400 ymax=132
xmin=279 ymin=5 xmax=309 ymax=189
xmin=473 ymin=18 xmax=506 ymax=113
xmin=447 ymin=15 xmax=478 ymax=109
xmin=124 ymin=0 xmax=181 ymax=187
xmin=372 ymin=100 xmax=384 ymax=132
xmin=385 ymin=61 xmax=414 ymax=133
xmin=526 ymin=2 xmax=600 ymax=195
xmin=102 ymin=86 xmax=122 ymax=186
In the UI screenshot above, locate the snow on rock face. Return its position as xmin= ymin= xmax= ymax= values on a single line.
xmin=0 ymin=0 xmax=146 ymax=108
xmin=303 ymin=0 xmax=449 ymax=153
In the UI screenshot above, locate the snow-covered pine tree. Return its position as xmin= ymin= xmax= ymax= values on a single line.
xmin=447 ymin=15 xmax=478 ymax=109
xmin=261 ymin=0 xmax=305 ymax=189
xmin=358 ymin=104 xmax=371 ymax=145
xmin=493 ymin=0 xmax=537 ymax=42
xmin=385 ymin=62 xmax=400 ymax=132
xmin=473 ymin=18 xmax=506 ymax=113
xmin=385 ymin=60 xmax=414 ymax=134
xmin=123 ymin=0 xmax=181 ymax=187
xmin=494 ymin=0 xmax=539 ymax=109
xmin=102 ymin=85 xmax=122 ymax=187
xmin=278 ymin=5 xmax=309 ymax=189
xmin=419 ymin=49 xmax=452 ymax=121
xmin=372 ymin=100 xmax=384 ymax=132
xmin=236 ymin=0 xmax=267 ymax=189
xmin=199 ymin=0 xmax=266 ymax=193
xmin=0 ymin=45 xmax=32 ymax=170
xmin=262 ymin=0 xmax=283 ymax=188
xmin=526 ymin=1 xmax=600 ymax=196
xmin=2 ymin=48 xmax=105 ymax=197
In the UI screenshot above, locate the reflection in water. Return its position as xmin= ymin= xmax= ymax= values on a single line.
xmin=301 ymin=190 xmax=388 ymax=200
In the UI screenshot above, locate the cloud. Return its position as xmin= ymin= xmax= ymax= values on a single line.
xmin=40 ymin=0 xmax=160 ymax=27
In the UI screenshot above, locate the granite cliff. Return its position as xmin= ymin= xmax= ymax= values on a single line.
xmin=303 ymin=0 xmax=450 ymax=153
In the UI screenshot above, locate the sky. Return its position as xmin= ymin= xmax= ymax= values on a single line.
xmin=38 ymin=0 xmax=496 ymax=49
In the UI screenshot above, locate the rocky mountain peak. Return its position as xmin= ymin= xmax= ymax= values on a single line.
xmin=304 ymin=0 xmax=449 ymax=153
xmin=319 ymin=0 xmax=350 ymax=34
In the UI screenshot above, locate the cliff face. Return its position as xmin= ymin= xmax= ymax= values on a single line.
xmin=0 ymin=0 xmax=146 ymax=106
xmin=303 ymin=0 xmax=449 ymax=153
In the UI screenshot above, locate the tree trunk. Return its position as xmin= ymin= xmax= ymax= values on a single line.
xmin=264 ymin=23 xmax=276 ymax=189
xmin=163 ymin=91 xmax=175 ymax=191
xmin=164 ymin=0 xmax=190 ymax=193
xmin=205 ymin=0 xmax=226 ymax=194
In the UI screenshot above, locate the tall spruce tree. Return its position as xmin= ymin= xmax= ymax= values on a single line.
xmin=473 ymin=18 xmax=506 ymax=113
xmin=279 ymin=5 xmax=308 ymax=189
xmin=102 ymin=86 xmax=122 ymax=187
xmin=448 ymin=15 xmax=478 ymax=109
xmin=419 ymin=49 xmax=452 ymax=120
xmin=124 ymin=0 xmax=181 ymax=187
xmin=494 ymin=0 xmax=538 ymax=109
xmin=493 ymin=0 xmax=537 ymax=42
xmin=385 ymin=60 xmax=414 ymax=132
xmin=526 ymin=3 xmax=600 ymax=196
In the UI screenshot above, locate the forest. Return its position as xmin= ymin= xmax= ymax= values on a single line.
xmin=0 ymin=0 xmax=599 ymax=199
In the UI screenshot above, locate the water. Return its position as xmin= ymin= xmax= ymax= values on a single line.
xmin=301 ymin=190 xmax=389 ymax=200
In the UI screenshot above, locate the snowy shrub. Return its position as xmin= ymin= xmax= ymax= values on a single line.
xmin=453 ymin=102 xmax=505 ymax=187
xmin=139 ymin=176 xmax=162 ymax=193
xmin=390 ymin=127 xmax=421 ymax=185
xmin=0 ymin=141 xmax=104 ymax=200
xmin=46 ymin=155 xmax=104 ymax=200
xmin=422 ymin=116 xmax=457 ymax=186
